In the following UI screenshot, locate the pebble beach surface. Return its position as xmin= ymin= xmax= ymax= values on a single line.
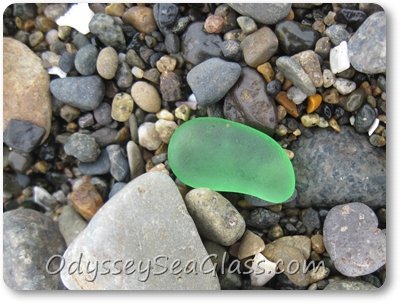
xmin=3 ymin=3 xmax=386 ymax=290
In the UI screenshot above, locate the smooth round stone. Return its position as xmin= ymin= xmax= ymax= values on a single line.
xmin=138 ymin=122 xmax=162 ymax=151
xmin=333 ymin=78 xmax=356 ymax=95
xmin=4 ymin=209 xmax=66 ymax=290
xmin=181 ymin=22 xmax=223 ymax=65
xmin=4 ymin=38 xmax=52 ymax=142
xmin=122 ymin=6 xmax=156 ymax=34
xmin=3 ymin=119 xmax=45 ymax=153
xmin=301 ymin=208 xmax=321 ymax=234
xmin=275 ymin=21 xmax=320 ymax=55
xmin=106 ymin=145 xmax=129 ymax=182
xmin=237 ymin=16 xmax=257 ymax=34
xmin=58 ymin=205 xmax=88 ymax=246
xmin=276 ymin=56 xmax=316 ymax=96
xmin=50 ymin=76 xmax=105 ymax=111
xmin=168 ymin=118 xmax=295 ymax=203
xmin=369 ymin=134 xmax=386 ymax=147
xmin=153 ymin=3 xmax=180 ymax=34
xmin=354 ymin=103 xmax=376 ymax=133
xmin=323 ymin=203 xmax=386 ymax=277
xmin=155 ymin=119 xmax=177 ymax=143
xmin=105 ymin=3 xmax=125 ymax=16
xmin=59 ymin=51 xmax=75 ymax=73
xmin=325 ymin=24 xmax=350 ymax=46
xmin=160 ymin=71 xmax=183 ymax=102
xmin=126 ymin=49 xmax=145 ymax=69
xmin=187 ymin=58 xmax=241 ymax=106
xmin=244 ymin=208 xmax=280 ymax=229
xmin=348 ymin=12 xmax=386 ymax=74
xmin=238 ymin=230 xmax=265 ymax=259
xmin=116 ymin=62 xmax=133 ymax=89
xmin=220 ymin=40 xmax=242 ymax=61
xmin=185 ymin=188 xmax=246 ymax=246
xmin=96 ymin=46 xmax=118 ymax=79
xmin=93 ymin=102 xmax=112 ymax=126
xmin=340 ymin=88 xmax=366 ymax=112
xmin=224 ymin=67 xmax=278 ymax=134
xmin=131 ymin=81 xmax=161 ymax=113
xmin=291 ymin=126 xmax=385 ymax=208
xmin=228 ymin=3 xmax=291 ymax=25
xmin=204 ymin=15 xmax=224 ymax=34
xmin=324 ymin=279 xmax=377 ymax=291
xmin=111 ymin=93 xmax=134 ymax=122
xmin=74 ymin=44 xmax=98 ymax=75
xmin=240 ymin=27 xmax=278 ymax=68
xmin=164 ymin=33 xmax=180 ymax=53
xmin=266 ymin=80 xmax=282 ymax=96
xmin=91 ymin=127 xmax=118 ymax=147
xmin=64 ymin=133 xmax=101 ymax=162
xmin=78 ymin=149 xmax=110 ymax=175
xmin=323 ymin=69 xmax=335 ymax=88
xmin=315 ymin=36 xmax=331 ymax=59
xmin=126 ymin=140 xmax=144 ymax=179
xmin=89 ymin=13 xmax=126 ymax=51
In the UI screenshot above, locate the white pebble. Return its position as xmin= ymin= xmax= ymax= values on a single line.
xmin=287 ymin=86 xmax=307 ymax=105
xmin=131 ymin=66 xmax=144 ymax=78
xmin=250 ymin=253 xmax=276 ymax=287
xmin=329 ymin=41 xmax=350 ymax=74
xmin=349 ymin=115 xmax=355 ymax=126
xmin=368 ymin=118 xmax=380 ymax=136
xmin=48 ymin=66 xmax=67 ymax=78
xmin=333 ymin=78 xmax=356 ymax=95
xmin=56 ymin=3 xmax=94 ymax=35
xmin=323 ymin=69 xmax=336 ymax=88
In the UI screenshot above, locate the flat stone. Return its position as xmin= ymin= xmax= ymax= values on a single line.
xmin=324 ymin=279 xmax=377 ymax=290
xmin=187 ymin=58 xmax=241 ymax=106
xmin=238 ymin=230 xmax=265 ymax=259
xmin=89 ymin=13 xmax=126 ymax=51
xmin=131 ymin=81 xmax=161 ymax=113
xmin=250 ymin=253 xmax=276 ymax=287
xmin=340 ymin=88 xmax=366 ymax=112
xmin=3 ymin=209 xmax=66 ymax=290
xmin=276 ymin=56 xmax=316 ymax=96
xmin=348 ymin=12 xmax=386 ymax=74
xmin=228 ymin=3 xmax=291 ymax=25
xmin=122 ymin=6 xmax=156 ymax=34
xmin=291 ymin=126 xmax=385 ymax=208
xmin=292 ymin=50 xmax=323 ymax=87
xmin=237 ymin=16 xmax=257 ymax=34
xmin=3 ymin=119 xmax=45 ymax=153
xmin=182 ymin=22 xmax=223 ymax=65
xmin=275 ymin=21 xmax=320 ymax=55
xmin=61 ymin=173 xmax=220 ymax=290
xmin=64 ymin=133 xmax=100 ymax=162
xmin=240 ymin=27 xmax=278 ymax=68
xmin=74 ymin=44 xmax=98 ymax=75
xmin=126 ymin=140 xmax=144 ymax=179
xmin=106 ymin=145 xmax=129 ymax=182
xmin=50 ymin=76 xmax=105 ymax=111
xmin=58 ymin=205 xmax=87 ymax=245
xmin=60 ymin=105 xmax=80 ymax=122
xmin=323 ymin=203 xmax=386 ymax=276
xmin=185 ymin=188 xmax=246 ymax=246
xmin=91 ymin=127 xmax=118 ymax=147
xmin=78 ymin=149 xmax=110 ymax=175
xmin=96 ymin=47 xmax=118 ymax=79
xmin=3 ymin=38 xmax=51 ymax=142
xmin=224 ymin=67 xmax=278 ymax=135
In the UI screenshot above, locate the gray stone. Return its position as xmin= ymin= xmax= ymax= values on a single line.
xmin=292 ymin=50 xmax=323 ymax=88
xmin=241 ymin=27 xmax=278 ymax=68
xmin=3 ymin=209 xmax=66 ymax=290
xmin=203 ymin=240 xmax=228 ymax=272
xmin=220 ymin=40 xmax=242 ymax=61
xmin=108 ymin=182 xmax=127 ymax=198
xmin=59 ymin=51 xmax=75 ymax=73
xmin=301 ymin=208 xmax=321 ymax=235
xmin=325 ymin=24 xmax=350 ymax=46
xmin=7 ymin=150 xmax=33 ymax=172
xmin=91 ymin=127 xmax=118 ymax=147
xmin=185 ymin=188 xmax=245 ymax=246
xmin=58 ymin=205 xmax=87 ymax=245
xmin=228 ymin=3 xmax=291 ymax=25
xmin=182 ymin=22 xmax=223 ymax=65
xmin=348 ymin=12 xmax=386 ymax=74
xmin=291 ymin=126 xmax=385 ymax=208
xmin=354 ymin=104 xmax=376 ymax=133
xmin=89 ymin=13 xmax=126 ymax=51
xmin=324 ymin=279 xmax=377 ymax=290
xmin=276 ymin=56 xmax=316 ymax=96
xmin=64 ymin=133 xmax=100 ymax=162
xmin=61 ymin=173 xmax=220 ymax=290
xmin=33 ymin=186 xmax=58 ymax=209
xmin=93 ymin=102 xmax=112 ymax=126
xmin=74 ymin=44 xmax=98 ymax=76
xmin=3 ymin=119 xmax=45 ymax=153
xmin=323 ymin=203 xmax=386 ymax=277
xmin=237 ymin=16 xmax=257 ymax=34
xmin=60 ymin=105 xmax=80 ymax=123
xmin=106 ymin=145 xmax=129 ymax=182
xmin=50 ymin=76 xmax=105 ymax=111
xmin=187 ymin=58 xmax=241 ymax=106
xmin=78 ymin=149 xmax=111 ymax=175
xmin=244 ymin=208 xmax=280 ymax=229
xmin=224 ymin=67 xmax=278 ymax=135
xmin=219 ymin=272 xmax=242 ymax=290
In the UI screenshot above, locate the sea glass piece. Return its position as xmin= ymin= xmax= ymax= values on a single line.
xmin=168 ymin=117 xmax=295 ymax=203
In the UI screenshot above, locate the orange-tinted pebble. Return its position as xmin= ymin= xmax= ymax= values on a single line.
xmin=306 ymin=94 xmax=322 ymax=113
xmin=275 ymin=91 xmax=299 ymax=118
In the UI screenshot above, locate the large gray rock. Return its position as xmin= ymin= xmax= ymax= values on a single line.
xmin=187 ymin=58 xmax=241 ymax=107
xmin=291 ymin=127 xmax=385 ymax=208
xmin=228 ymin=3 xmax=291 ymax=25
xmin=323 ymin=203 xmax=386 ymax=277
xmin=61 ymin=173 xmax=220 ymax=290
xmin=3 ymin=209 xmax=66 ymax=290
xmin=348 ymin=12 xmax=386 ymax=74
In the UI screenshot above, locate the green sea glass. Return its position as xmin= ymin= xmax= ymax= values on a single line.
xmin=168 ymin=117 xmax=295 ymax=204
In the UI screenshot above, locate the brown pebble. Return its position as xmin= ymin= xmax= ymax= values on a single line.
xmin=122 ymin=6 xmax=156 ymax=34
xmin=277 ymin=105 xmax=287 ymax=121
xmin=228 ymin=242 xmax=241 ymax=258
xmin=105 ymin=3 xmax=125 ymax=16
xmin=322 ymin=88 xmax=339 ymax=104
xmin=311 ymin=235 xmax=325 ymax=254
xmin=70 ymin=180 xmax=104 ymax=220
xmin=256 ymin=62 xmax=275 ymax=82
xmin=329 ymin=118 xmax=341 ymax=132
xmin=204 ymin=15 xmax=224 ymax=34
xmin=286 ymin=9 xmax=295 ymax=21
xmin=275 ymin=91 xmax=299 ymax=118
xmin=238 ymin=230 xmax=265 ymax=260
xmin=114 ymin=126 xmax=130 ymax=144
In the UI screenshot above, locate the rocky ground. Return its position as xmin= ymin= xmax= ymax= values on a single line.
xmin=3 ymin=3 xmax=386 ymax=290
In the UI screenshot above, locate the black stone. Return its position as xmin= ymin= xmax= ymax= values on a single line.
xmin=301 ymin=208 xmax=321 ymax=234
xmin=244 ymin=208 xmax=281 ymax=229
xmin=275 ymin=21 xmax=320 ymax=55
xmin=153 ymin=3 xmax=180 ymax=34
xmin=354 ymin=103 xmax=376 ymax=133
xmin=335 ymin=9 xmax=367 ymax=28
xmin=149 ymin=52 xmax=165 ymax=68
xmin=219 ymin=40 xmax=242 ymax=61
xmin=266 ymin=80 xmax=282 ymax=96
xmin=127 ymin=32 xmax=143 ymax=51
xmin=13 ymin=3 xmax=37 ymax=20
xmin=165 ymin=33 xmax=180 ymax=54
xmin=4 ymin=119 xmax=45 ymax=153
xmin=319 ymin=103 xmax=334 ymax=120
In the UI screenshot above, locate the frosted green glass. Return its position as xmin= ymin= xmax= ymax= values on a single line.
xmin=168 ymin=117 xmax=295 ymax=204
